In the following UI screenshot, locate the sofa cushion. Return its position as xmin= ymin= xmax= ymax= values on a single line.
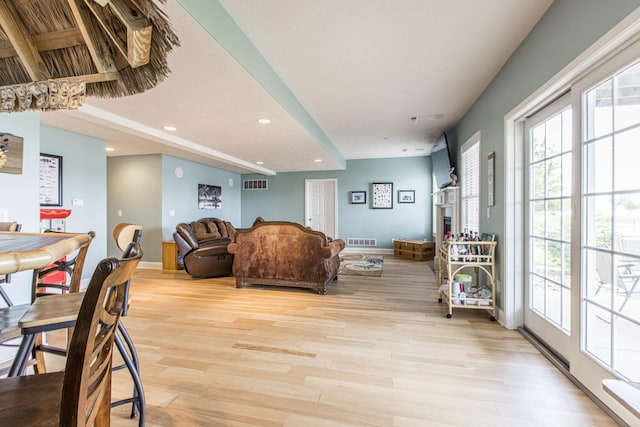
xmin=190 ymin=221 xmax=211 ymax=240
xmin=202 ymin=219 xmax=222 ymax=238
xmin=223 ymin=221 xmax=236 ymax=240
xmin=215 ymin=219 xmax=228 ymax=238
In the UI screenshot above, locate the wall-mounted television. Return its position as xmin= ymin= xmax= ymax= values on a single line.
xmin=431 ymin=132 xmax=453 ymax=189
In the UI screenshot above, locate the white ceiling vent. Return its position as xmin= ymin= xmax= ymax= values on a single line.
xmin=347 ymin=238 xmax=377 ymax=247
xmin=243 ymin=179 xmax=268 ymax=190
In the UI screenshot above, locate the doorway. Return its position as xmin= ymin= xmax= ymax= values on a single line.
xmin=304 ymin=179 xmax=337 ymax=238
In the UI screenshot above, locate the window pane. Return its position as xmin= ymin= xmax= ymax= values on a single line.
xmin=546 ymin=157 xmax=562 ymax=198
xmin=586 ymin=79 xmax=613 ymax=140
xmin=546 ymin=114 xmax=562 ymax=157
xmin=531 ymin=200 xmax=545 ymax=237
xmin=585 ymin=302 xmax=612 ymax=365
xmin=532 ymin=237 xmax=546 ymax=277
xmin=561 ymin=153 xmax=572 ymax=197
xmin=613 ymin=316 xmax=640 ymax=381
xmin=546 ymin=199 xmax=561 ymax=240
xmin=532 ymin=123 xmax=546 ymax=162
xmin=585 ymin=195 xmax=612 ymax=249
xmin=585 ymin=138 xmax=613 ymax=194
xmin=614 ymin=128 xmax=640 ymax=192
xmin=615 ymin=193 xmax=640 ymax=238
xmin=547 ymin=240 xmax=562 ymax=284
xmin=614 ymin=61 xmax=640 ymax=131
xmin=531 ymin=275 xmax=545 ymax=315
xmin=546 ymin=280 xmax=562 ymax=326
xmin=532 ymin=162 xmax=545 ymax=199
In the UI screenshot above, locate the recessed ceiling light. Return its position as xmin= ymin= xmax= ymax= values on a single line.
xmin=256 ymin=161 xmax=264 ymax=165
xmin=163 ymin=125 xmax=177 ymax=131
xmin=314 ymin=159 xmax=322 ymax=163
xmin=105 ymin=147 xmax=115 ymax=152
xmin=383 ymin=137 xmax=391 ymax=141
xmin=415 ymin=147 xmax=425 ymax=151
xmin=427 ymin=113 xmax=445 ymax=120
xmin=257 ymin=118 xmax=271 ymax=124
xmin=409 ymin=116 xmax=419 ymax=124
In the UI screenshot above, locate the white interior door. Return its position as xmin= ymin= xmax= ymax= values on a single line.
xmin=305 ymin=179 xmax=337 ymax=238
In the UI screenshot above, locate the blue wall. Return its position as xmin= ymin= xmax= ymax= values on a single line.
xmin=452 ymin=0 xmax=640 ymax=305
xmin=0 ymin=112 xmax=41 ymax=303
xmin=41 ymin=126 xmax=108 ymax=280
xmin=241 ymin=157 xmax=432 ymax=248
xmin=161 ymin=155 xmax=242 ymax=240
xmin=0 ymin=120 xmax=107 ymax=304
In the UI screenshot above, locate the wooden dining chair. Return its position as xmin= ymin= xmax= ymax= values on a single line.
xmin=0 ymin=221 xmax=22 ymax=306
xmin=110 ymin=223 xmax=145 ymax=426
xmin=0 ymin=243 xmax=142 ymax=426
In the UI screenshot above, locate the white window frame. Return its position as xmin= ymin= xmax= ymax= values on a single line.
xmin=460 ymin=131 xmax=481 ymax=235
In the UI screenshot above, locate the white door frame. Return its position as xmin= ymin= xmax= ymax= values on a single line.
xmin=503 ymin=9 xmax=640 ymax=329
xmin=304 ymin=178 xmax=338 ymax=238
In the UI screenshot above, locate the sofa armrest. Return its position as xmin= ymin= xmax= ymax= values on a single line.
xmin=227 ymin=242 xmax=238 ymax=255
xmin=319 ymin=239 xmax=345 ymax=259
xmin=199 ymin=237 xmax=231 ymax=247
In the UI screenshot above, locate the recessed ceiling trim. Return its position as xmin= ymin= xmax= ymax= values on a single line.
xmin=71 ymin=104 xmax=276 ymax=175
xmin=177 ymin=0 xmax=346 ymax=170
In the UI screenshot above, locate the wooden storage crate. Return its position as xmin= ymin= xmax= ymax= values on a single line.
xmin=393 ymin=239 xmax=435 ymax=261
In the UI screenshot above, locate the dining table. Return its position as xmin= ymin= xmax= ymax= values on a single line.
xmin=0 ymin=231 xmax=95 ymax=375
xmin=0 ymin=231 xmax=94 ymax=276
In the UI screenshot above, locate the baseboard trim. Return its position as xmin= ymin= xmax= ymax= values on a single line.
xmin=517 ymin=327 xmax=627 ymax=427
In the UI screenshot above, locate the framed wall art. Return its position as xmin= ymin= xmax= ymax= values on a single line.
xmin=398 ymin=190 xmax=415 ymax=203
xmin=0 ymin=132 xmax=24 ymax=175
xmin=488 ymin=151 xmax=495 ymax=206
xmin=372 ymin=182 xmax=393 ymax=209
xmin=198 ymin=183 xmax=222 ymax=209
xmin=350 ymin=191 xmax=366 ymax=204
xmin=39 ymin=153 xmax=62 ymax=207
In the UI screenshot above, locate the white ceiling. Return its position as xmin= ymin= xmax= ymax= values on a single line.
xmin=40 ymin=0 xmax=554 ymax=175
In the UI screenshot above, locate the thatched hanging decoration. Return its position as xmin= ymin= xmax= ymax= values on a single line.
xmin=0 ymin=0 xmax=180 ymax=112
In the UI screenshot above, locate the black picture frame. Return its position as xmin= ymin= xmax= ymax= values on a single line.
xmin=198 ymin=183 xmax=222 ymax=209
xmin=39 ymin=153 xmax=62 ymax=207
xmin=372 ymin=182 xmax=393 ymax=209
xmin=398 ymin=190 xmax=415 ymax=203
xmin=350 ymin=191 xmax=366 ymax=204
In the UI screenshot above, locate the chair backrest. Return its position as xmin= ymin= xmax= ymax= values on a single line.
xmin=33 ymin=231 xmax=96 ymax=300
xmin=59 ymin=242 xmax=142 ymax=427
xmin=113 ymin=223 xmax=143 ymax=252
xmin=0 ymin=221 xmax=19 ymax=232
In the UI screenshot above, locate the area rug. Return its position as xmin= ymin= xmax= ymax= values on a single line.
xmin=339 ymin=254 xmax=384 ymax=277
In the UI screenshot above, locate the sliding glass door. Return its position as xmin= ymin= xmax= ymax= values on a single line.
xmin=524 ymin=96 xmax=573 ymax=361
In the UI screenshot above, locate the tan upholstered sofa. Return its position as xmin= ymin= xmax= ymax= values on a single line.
xmin=227 ymin=221 xmax=345 ymax=294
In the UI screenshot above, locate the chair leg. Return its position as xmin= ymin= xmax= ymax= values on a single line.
xmin=112 ymin=322 xmax=146 ymax=427
xmin=0 ymin=284 xmax=12 ymax=306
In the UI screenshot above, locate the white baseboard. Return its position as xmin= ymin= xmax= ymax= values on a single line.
xmin=139 ymin=261 xmax=162 ymax=270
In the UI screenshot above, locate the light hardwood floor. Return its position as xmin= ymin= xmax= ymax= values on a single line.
xmin=101 ymin=256 xmax=617 ymax=426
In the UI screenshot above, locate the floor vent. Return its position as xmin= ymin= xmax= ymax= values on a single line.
xmin=243 ymin=179 xmax=268 ymax=190
xmin=347 ymin=238 xmax=377 ymax=247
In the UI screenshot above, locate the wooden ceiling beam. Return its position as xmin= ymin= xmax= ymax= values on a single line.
xmin=0 ymin=0 xmax=50 ymax=81
xmin=84 ymin=0 xmax=152 ymax=68
xmin=0 ymin=29 xmax=86 ymax=59
xmin=67 ymin=0 xmax=119 ymax=77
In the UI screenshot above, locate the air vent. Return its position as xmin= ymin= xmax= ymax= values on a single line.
xmin=243 ymin=179 xmax=268 ymax=190
xmin=347 ymin=238 xmax=377 ymax=247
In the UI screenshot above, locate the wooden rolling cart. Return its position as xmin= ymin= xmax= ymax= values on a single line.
xmin=437 ymin=240 xmax=497 ymax=321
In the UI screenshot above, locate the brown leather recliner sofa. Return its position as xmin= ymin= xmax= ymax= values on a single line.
xmin=173 ymin=218 xmax=237 ymax=278
xmin=227 ymin=221 xmax=345 ymax=294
